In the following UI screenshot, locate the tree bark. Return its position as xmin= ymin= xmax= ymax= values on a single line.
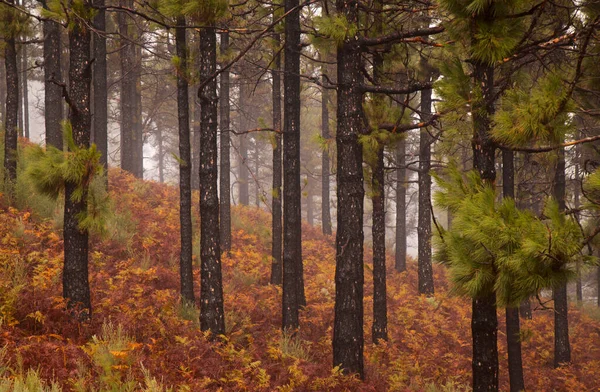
xmin=199 ymin=25 xmax=225 ymax=335
xmin=502 ymin=149 xmax=525 ymax=392
xmin=63 ymin=5 xmax=92 ymax=319
xmin=92 ymin=0 xmax=107 ymax=175
xmin=21 ymin=41 xmax=29 ymax=139
xmin=418 ymin=87 xmax=434 ymax=295
xmin=471 ymin=38 xmax=498 ymax=392
xmin=333 ymin=0 xmax=365 ymax=378
xmin=553 ymin=146 xmax=571 ymax=367
xmin=3 ymin=0 xmax=18 ymax=188
xmin=282 ymin=0 xmax=304 ymax=331
xmin=219 ymin=32 xmax=232 ymax=253
xmin=238 ymin=76 xmax=250 ymax=205
xmin=176 ymin=16 xmax=194 ymax=304
xmin=395 ymin=137 xmax=406 ymax=272
xmin=119 ymin=0 xmax=143 ymax=178
xmin=321 ymin=73 xmax=332 ymax=235
xmin=372 ymin=146 xmax=387 ymax=343
xmin=271 ymin=29 xmax=283 ymax=285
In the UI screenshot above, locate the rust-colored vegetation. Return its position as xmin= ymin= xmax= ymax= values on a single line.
xmin=0 ymin=169 xmax=598 ymax=391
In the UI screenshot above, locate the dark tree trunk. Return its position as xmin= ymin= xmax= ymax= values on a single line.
xmin=471 ymin=47 xmax=498 ymax=392
xmin=502 ymin=149 xmax=525 ymax=392
xmin=3 ymin=0 xmax=18 ymax=187
xmin=0 ymin=59 xmax=6 ymax=125
xmin=176 ymin=16 xmax=194 ymax=304
xmin=219 ymin=32 xmax=232 ymax=253
xmin=307 ymin=178 xmax=314 ymax=226
xmin=372 ymin=146 xmax=387 ymax=343
xmin=238 ymin=78 xmax=250 ymax=205
xmin=333 ymin=0 xmax=365 ymax=378
xmin=17 ymin=42 xmax=23 ymax=136
xmin=119 ymin=0 xmax=143 ymax=178
xmin=371 ymin=45 xmax=387 ymax=344
xmin=418 ymin=87 xmax=434 ymax=295
xmin=92 ymin=0 xmax=107 ymax=175
xmin=395 ymin=137 xmax=406 ymax=272
xmin=321 ymin=74 xmax=332 ymax=235
xmin=199 ymin=25 xmax=225 ymax=335
xmin=21 ymin=42 xmax=29 ymax=139
xmin=63 ymin=7 xmax=92 ymax=319
xmin=574 ymin=144 xmax=582 ymax=305
xmin=519 ymin=300 xmax=532 ymax=319
xmin=254 ymin=137 xmax=260 ymax=207
xmin=271 ymin=29 xmax=283 ymax=285
xmin=282 ymin=0 xmax=304 ymax=331
xmin=192 ymin=78 xmax=200 ymax=190
xmin=597 ymin=265 xmax=600 ymax=307
xmin=553 ymin=146 xmax=570 ymax=367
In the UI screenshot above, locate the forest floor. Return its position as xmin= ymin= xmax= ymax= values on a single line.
xmin=0 ymin=169 xmax=599 ymax=391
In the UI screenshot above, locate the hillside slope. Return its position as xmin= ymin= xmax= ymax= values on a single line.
xmin=0 ymin=169 xmax=599 ymax=391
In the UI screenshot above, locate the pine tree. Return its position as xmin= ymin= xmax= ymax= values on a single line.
xmin=2 ymin=0 xmax=20 ymax=190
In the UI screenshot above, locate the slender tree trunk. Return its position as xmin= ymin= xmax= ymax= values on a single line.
xmin=157 ymin=126 xmax=164 ymax=183
xmin=21 ymin=42 xmax=28 ymax=139
xmin=574 ymin=143 xmax=582 ymax=305
xmin=471 ymin=42 xmax=498 ymax=392
xmin=254 ymin=138 xmax=260 ymax=207
xmin=63 ymin=8 xmax=92 ymax=319
xmin=502 ymin=149 xmax=525 ymax=392
xmin=333 ymin=0 xmax=365 ymax=378
xmin=17 ymin=43 xmax=23 ymax=136
xmin=199 ymin=25 xmax=225 ymax=335
xmin=0 ymin=59 xmax=6 ymax=126
xmin=372 ymin=145 xmax=387 ymax=343
xmin=119 ymin=0 xmax=143 ymax=178
xmin=271 ymin=28 xmax=283 ymax=285
xmin=238 ymin=78 xmax=250 ymax=205
xmin=321 ymin=73 xmax=332 ymax=235
xmin=418 ymin=87 xmax=434 ymax=295
xmin=176 ymin=16 xmax=194 ymax=304
xmin=219 ymin=32 xmax=232 ymax=252
xmin=395 ymin=138 xmax=406 ymax=272
xmin=3 ymin=0 xmax=18 ymax=188
xmin=307 ymin=178 xmax=314 ymax=226
xmin=92 ymin=0 xmax=107 ymax=175
xmin=553 ymin=146 xmax=571 ymax=367
xmin=282 ymin=0 xmax=304 ymax=331
xmin=371 ymin=44 xmax=387 ymax=343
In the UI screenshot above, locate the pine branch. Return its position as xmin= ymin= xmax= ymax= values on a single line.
xmin=358 ymin=25 xmax=444 ymax=47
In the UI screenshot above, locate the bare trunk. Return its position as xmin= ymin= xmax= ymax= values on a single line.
xmin=176 ymin=16 xmax=194 ymax=304
xmin=199 ymin=25 xmax=225 ymax=335
xmin=3 ymin=0 xmax=18 ymax=188
xmin=271 ymin=28 xmax=283 ymax=285
xmin=395 ymin=138 xmax=406 ymax=272
xmin=333 ymin=0 xmax=365 ymax=378
xmin=92 ymin=0 xmax=108 ymax=175
xmin=282 ymin=0 xmax=304 ymax=331
xmin=219 ymin=32 xmax=232 ymax=252
xmin=321 ymin=73 xmax=332 ymax=235
xmin=418 ymin=87 xmax=434 ymax=295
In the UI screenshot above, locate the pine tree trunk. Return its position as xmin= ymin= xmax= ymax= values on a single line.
xmin=553 ymin=146 xmax=571 ymax=367
xmin=418 ymin=87 xmax=434 ymax=295
xmin=63 ymin=9 xmax=92 ymax=319
xmin=333 ymin=0 xmax=365 ymax=378
xmin=92 ymin=0 xmax=107 ymax=175
xmin=471 ymin=44 xmax=498 ymax=392
xmin=502 ymin=149 xmax=525 ymax=392
xmin=176 ymin=16 xmax=194 ymax=304
xmin=3 ymin=0 xmax=18 ymax=188
xmin=119 ymin=1 xmax=143 ymax=179
xmin=307 ymin=178 xmax=314 ymax=226
xmin=219 ymin=32 xmax=232 ymax=253
xmin=238 ymin=77 xmax=250 ymax=206
xmin=395 ymin=137 xmax=406 ymax=272
xmin=282 ymin=0 xmax=304 ymax=331
xmin=21 ymin=42 xmax=29 ymax=139
xmin=199 ymin=25 xmax=225 ymax=335
xmin=271 ymin=29 xmax=283 ymax=285
xmin=321 ymin=74 xmax=332 ymax=235
xmin=574 ymin=144 xmax=582 ymax=305
xmin=372 ymin=146 xmax=387 ymax=343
